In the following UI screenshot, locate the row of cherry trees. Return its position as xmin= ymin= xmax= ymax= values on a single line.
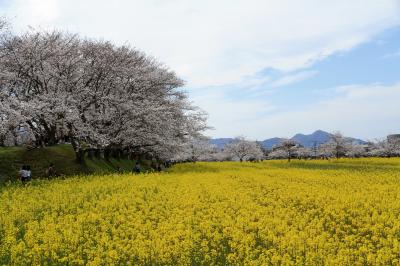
xmin=268 ymin=132 xmax=400 ymax=161
xmin=173 ymin=136 xmax=264 ymax=162
xmin=176 ymin=132 xmax=400 ymax=162
xmin=0 ymin=19 xmax=207 ymax=162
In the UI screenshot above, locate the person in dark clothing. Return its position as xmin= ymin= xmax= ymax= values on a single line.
xmin=150 ymin=162 xmax=157 ymax=172
xmin=134 ymin=162 xmax=141 ymax=174
xmin=46 ymin=163 xmax=58 ymax=178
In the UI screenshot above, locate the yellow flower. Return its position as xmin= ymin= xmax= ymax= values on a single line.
xmin=1 ymin=158 xmax=400 ymax=264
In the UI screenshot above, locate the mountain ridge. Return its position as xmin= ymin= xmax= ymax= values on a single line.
xmin=210 ymin=130 xmax=366 ymax=149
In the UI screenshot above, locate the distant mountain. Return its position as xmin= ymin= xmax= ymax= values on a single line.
xmin=345 ymin=137 xmax=367 ymax=146
xmin=209 ymin=138 xmax=234 ymax=149
xmin=260 ymin=137 xmax=285 ymax=150
xmin=210 ymin=130 xmax=366 ymax=150
xmin=291 ymin=130 xmax=332 ymax=148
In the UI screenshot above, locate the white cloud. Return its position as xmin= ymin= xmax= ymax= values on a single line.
xmin=2 ymin=0 xmax=400 ymax=87
xmin=190 ymin=88 xmax=276 ymax=138
xmin=4 ymin=0 xmax=60 ymax=26
xmin=382 ymin=49 xmax=400 ymax=58
xmin=270 ymin=70 xmax=318 ymax=88
xmin=2 ymin=1 xmax=399 ymax=139
xmin=208 ymin=83 xmax=400 ymax=140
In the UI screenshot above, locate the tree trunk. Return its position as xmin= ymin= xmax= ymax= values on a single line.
xmin=76 ymin=149 xmax=85 ymax=164
xmin=94 ymin=149 xmax=101 ymax=159
xmin=46 ymin=133 xmax=57 ymax=146
xmin=87 ymin=149 xmax=94 ymax=160
xmin=71 ymin=139 xmax=85 ymax=164
xmin=114 ymin=149 xmax=122 ymax=159
xmin=104 ymin=149 xmax=111 ymax=161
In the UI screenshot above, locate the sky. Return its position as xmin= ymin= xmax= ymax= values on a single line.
xmin=1 ymin=0 xmax=400 ymax=140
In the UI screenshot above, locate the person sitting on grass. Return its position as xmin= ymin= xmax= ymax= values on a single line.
xmin=45 ymin=163 xmax=58 ymax=178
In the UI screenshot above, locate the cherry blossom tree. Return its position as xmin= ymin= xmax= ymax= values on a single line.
xmin=274 ymin=139 xmax=298 ymax=162
xmin=368 ymin=139 xmax=400 ymax=157
xmin=345 ymin=144 xmax=366 ymax=158
xmin=296 ymin=147 xmax=313 ymax=160
xmin=326 ymin=132 xmax=349 ymax=159
xmin=0 ymin=26 xmax=208 ymax=162
xmin=173 ymin=137 xmax=215 ymax=162
xmin=267 ymin=149 xmax=287 ymax=160
xmin=224 ymin=137 xmax=264 ymax=162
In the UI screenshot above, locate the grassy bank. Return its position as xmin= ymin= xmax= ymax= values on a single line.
xmin=0 ymin=145 xmax=142 ymax=183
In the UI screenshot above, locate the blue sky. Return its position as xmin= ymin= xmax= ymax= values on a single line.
xmin=1 ymin=0 xmax=400 ymax=140
xmin=232 ymin=27 xmax=400 ymax=111
xmin=188 ymin=24 xmax=400 ymax=140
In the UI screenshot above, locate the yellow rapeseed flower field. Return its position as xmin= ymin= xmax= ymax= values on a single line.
xmin=1 ymin=158 xmax=400 ymax=265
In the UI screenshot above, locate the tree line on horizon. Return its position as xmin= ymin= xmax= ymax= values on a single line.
xmin=177 ymin=132 xmax=400 ymax=163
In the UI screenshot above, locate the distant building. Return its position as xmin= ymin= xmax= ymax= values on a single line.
xmin=387 ymin=134 xmax=400 ymax=143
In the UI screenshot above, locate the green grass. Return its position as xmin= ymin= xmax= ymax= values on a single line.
xmin=0 ymin=145 xmax=146 ymax=184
